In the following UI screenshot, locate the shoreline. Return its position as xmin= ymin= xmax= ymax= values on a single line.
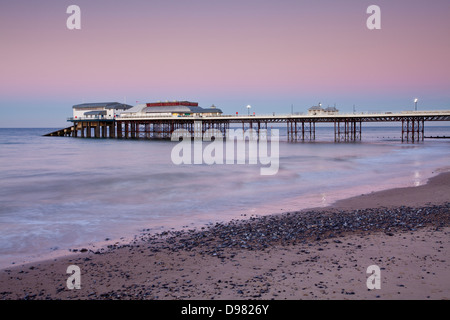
xmin=0 ymin=172 xmax=449 ymax=300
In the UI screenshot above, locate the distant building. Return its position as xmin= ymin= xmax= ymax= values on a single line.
xmin=308 ymin=105 xmax=324 ymax=115
xmin=324 ymin=106 xmax=339 ymax=114
xmin=308 ymin=103 xmax=339 ymax=115
xmin=72 ymin=102 xmax=133 ymax=119
xmin=120 ymin=101 xmax=223 ymax=117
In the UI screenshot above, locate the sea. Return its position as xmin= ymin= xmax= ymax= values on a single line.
xmin=0 ymin=125 xmax=449 ymax=269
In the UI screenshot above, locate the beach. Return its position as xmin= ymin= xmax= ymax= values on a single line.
xmin=0 ymin=171 xmax=448 ymax=300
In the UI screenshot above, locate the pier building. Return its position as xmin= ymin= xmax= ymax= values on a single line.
xmin=72 ymin=102 xmax=133 ymax=120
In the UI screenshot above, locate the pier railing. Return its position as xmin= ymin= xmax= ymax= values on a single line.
xmin=67 ymin=116 xmax=115 ymax=121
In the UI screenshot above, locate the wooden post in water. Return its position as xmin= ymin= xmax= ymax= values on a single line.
xmin=86 ymin=122 xmax=91 ymax=138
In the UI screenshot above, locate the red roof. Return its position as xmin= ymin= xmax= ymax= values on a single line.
xmin=146 ymin=101 xmax=198 ymax=107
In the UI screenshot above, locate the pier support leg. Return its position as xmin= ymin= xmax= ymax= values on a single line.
xmin=110 ymin=123 xmax=115 ymax=138
xmin=130 ymin=122 xmax=135 ymax=139
xmin=422 ymin=120 xmax=425 ymax=142
xmin=359 ymin=121 xmax=362 ymax=141
xmin=95 ymin=123 xmax=100 ymax=138
xmin=402 ymin=118 xmax=424 ymax=143
xmin=102 ymin=123 xmax=107 ymax=138
xmin=402 ymin=120 xmax=405 ymax=142
xmin=302 ymin=122 xmax=305 ymax=141
xmin=117 ymin=122 xmax=122 ymax=138
xmin=334 ymin=121 xmax=337 ymax=142
xmin=294 ymin=121 xmax=297 ymax=141
xmin=145 ymin=123 xmax=150 ymax=139
xmin=287 ymin=122 xmax=290 ymax=141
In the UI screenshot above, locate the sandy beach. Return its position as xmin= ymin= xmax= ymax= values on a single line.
xmin=0 ymin=172 xmax=449 ymax=300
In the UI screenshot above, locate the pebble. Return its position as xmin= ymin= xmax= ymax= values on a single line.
xmin=136 ymin=203 xmax=449 ymax=258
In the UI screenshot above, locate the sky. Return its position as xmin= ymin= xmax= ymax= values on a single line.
xmin=0 ymin=0 xmax=449 ymax=127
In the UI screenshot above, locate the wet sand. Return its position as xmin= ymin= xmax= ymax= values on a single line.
xmin=0 ymin=172 xmax=449 ymax=300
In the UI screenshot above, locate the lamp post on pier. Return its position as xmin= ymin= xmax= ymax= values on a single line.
xmin=414 ymin=98 xmax=418 ymax=111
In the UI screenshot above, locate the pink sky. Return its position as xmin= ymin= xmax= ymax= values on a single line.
xmin=1 ymin=0 xmax=449 ymax=126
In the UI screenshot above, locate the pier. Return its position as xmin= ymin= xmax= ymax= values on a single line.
xmin=47 ymin=108 xmax=450 ymax=143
